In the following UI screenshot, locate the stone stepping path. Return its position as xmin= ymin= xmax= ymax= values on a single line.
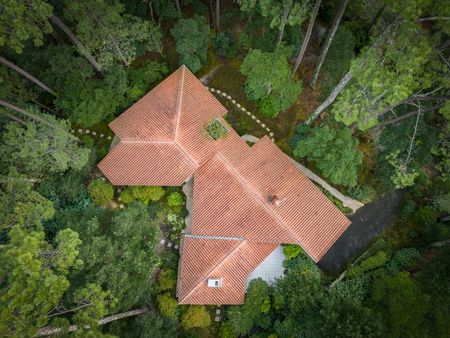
xmin=71 ymin=128 xmax=112 ymax=140
xmin=214 ymin=307 xmax=222 ymax=322
xmin=159 ymin=238 xmax=179 ymax=251
xmin=207 ymin=87 xmax=275 ymax=142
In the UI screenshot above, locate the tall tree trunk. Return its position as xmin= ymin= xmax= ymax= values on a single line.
xmin=291 ymin=0 xmax=322 ymax=78
xmin=174 ymin=0 xmax=181 ymax=14
xmin=0 ymin=100 xmax=79 ymax=142
xmin=149 ymin=1 xmax=154 ymax=21
xmin=310 ymin=0 xmax=349 ymax=88
xmin=48 ymin=15 xmax=102 ymax=73
xmin=276 ymin=0 xmax=292 ymax=49
xmin=306 ymin=71 xmax=352 ymax=125
xmin=208 ymin=0 xmax=214 ymax=28
xmin=0 ymin=56 xmax=56 ymax=96
xmin=36 ymin=307 xmax=150 ymax=336
xmin=215 ymin=0 xmax=220 ymax=32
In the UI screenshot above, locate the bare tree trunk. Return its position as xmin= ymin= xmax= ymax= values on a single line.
xmin=373 ymin=106 xmax=436 ymax=129
xmin=215 ymin=0 xmax=220 ymax=32
xmin=174 ymin=0 xmax=181 ymax=14
xmin=0 ymin=110 xmax=27 ymax=125
xmin=0 ymin=100 xmax=79 ymax=142
xmin=49 ymin=15 xmax=102 ymax=73
xmin=310 ymin=0 xmax=349 ymax=88
xmin=36 ymin=307 xmax=150 ymax=336
xmin=291 ymin=0 xmax=322 ymax=78
xmin=149 ymin=1 xmax=154 ymax=21
xmin=306 ymin=71 xmax=352 ymax=125
xmin=208 ymin=0 xmax=214 ymax=28
xmin=276 ymin=0 xmax=292 ymax=49
xmin=0 ymin=56 xmax=57 ymax=96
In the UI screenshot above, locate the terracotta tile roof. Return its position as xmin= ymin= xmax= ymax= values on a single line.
xmin=98 ymin=65 xmax=352 ymax=305
xmin=191 ymin=136 xmax=351 ymax=262
xmin=177 ymin=236 xmax=278 ymax=304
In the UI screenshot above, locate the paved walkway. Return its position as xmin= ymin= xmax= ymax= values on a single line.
xmin=245 ymin=245 xmax=285 ymax=288
xmin=318 ymin=190 xmax=404 ymax=274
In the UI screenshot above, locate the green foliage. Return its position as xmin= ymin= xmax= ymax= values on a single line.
xmin=370 ymin=272 xmax=430 ymax=338
xmin=181 ymin=305 xmax=211 ymax=330
xmin=386 ymin=248 xmax=420 ymax=275
xmin=64 ymin=0 xmax=162 ymax=69
xmin=69 ymin=203 xmax=162 ymax=310
xmin=332 ymin=19 xmax=436 ymax=130
xmin=347 ymin=185 xmax=376 ymax=203
xmin=0 ymin=0 xmax=53 ymax=53
xmin=126 ymin=60 xmax=168 ymax=102
xmin=293 ymin=125 xmax=362 ymax=187
xmin=319 ymin=298 xmax=382 ymax=338
xmin=348 ymin=251 xmax=389 ymax=277
xmin=413 ymin=206 xmax=437 ymax=226
xmin=0 ymin=225 xmax=81 ymax=336
xmin=204 ymin=118 xmax=229 ymax=140
xmin=213 ymin=32 xmax=238 ymax=58
xmin=0 ymin=116 xmax=90 ymax=179
xmin=157 ymin=269 xmax=177 ymax=292
xmin=120 ymin=186 xmax=165 ymax=205
xmin=132 ymin=312 xmax=179 ymax=338
xmin=88 ymin=178 xmax=114 ymax=206
xmin=170 ymin=16 xmax=209 ymax=73
xmin=321 ymin=25 xmax=355 ymax=98
xmin=435 ymin=192 xmax=450 ymax=213
xmin=167 ymin=192 xmax=184 ymax=209
xmin=228 ymin=278 xmax=271 ymax=335
xmin=241 ymin=49 xmax=301 ymax=117
xmin=35 ymin=45 xmax=128 ymax=127
xmin=157 ymin=293 xmax=178 ymax=318
xmin=283 ymin=244 xmax=303 ymax=260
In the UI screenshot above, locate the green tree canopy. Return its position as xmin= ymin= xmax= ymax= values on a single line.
xmin=241 ymin=48 xmax=301 ymax=117
xmin=170 ymin=16 xmax=209 ymax=73
xmin=0 ymin=0 xmax=53 ymax=53
xmin=0 ymin=115 xmax=90 ymax=179
xmin=64 ymin=0 xmax=162 ymax=69
xmin=293 ymin=125 xmax=362 ymax=187
xmin=181 ymin=305 xmax=211 ymax=330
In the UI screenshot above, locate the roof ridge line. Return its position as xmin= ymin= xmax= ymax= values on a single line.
xmin=119 ymin=140 xmax=174 ymax=144
xmin=216 ymin=152 xmax=305 ymax=247
xmin=185 ymin=234 xmax=245 ymax=241
xmin=174 ymin=65 xmax=186 ymax=141
xmin=179 ymin=239 xmax=247 ymax=303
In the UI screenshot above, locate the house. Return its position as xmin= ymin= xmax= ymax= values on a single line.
xmin=98 ymin=65 xmax=351 ymax=305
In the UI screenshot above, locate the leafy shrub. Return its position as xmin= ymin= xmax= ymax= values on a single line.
xmin=213 ymin=31 xmax=237 ymax=58
xmin=386 ymin=248 xmax=420 ymax=275
xmin=88 ymin=178 xmax=114 ymax=206
xmin=348 ymin=251 xmax=389 ymax=277
xmin=414 ymin=207 xmax=437 ymax=226
xmin=157 ymin=293 xmax=178 ymax=318
xmin=204 ymin=118 xmax=228 ymax=140
xmin=181 ymin=305 xmax=211 ymax=330
xmin=400 ymin=199 xmax=417 ymax=220
xmin=157 ymin=269 xmax=177 ymax=292
xmin=283 ymin=244 xmax=303 ymax=260
xmin=121 ymin=186 xmax=165 ymax=205
xmin=330 ymin=275 xmax=369 ymax=305
xmin=348 ymin=185 xmax=376 ymax=203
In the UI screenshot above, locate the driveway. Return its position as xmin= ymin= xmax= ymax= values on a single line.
xmin=318 ymin=190 xmax=404 ymax=274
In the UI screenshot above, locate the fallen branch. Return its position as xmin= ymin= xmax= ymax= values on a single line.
xmin=36 ymin=307 xmax=150 ymax=336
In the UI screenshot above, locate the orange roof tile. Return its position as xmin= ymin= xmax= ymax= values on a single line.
xmin=98 ymin=65 xmax=352 ymax=305
xmin=191 ymin=136 xmax=351 ymax=262
xmin=177 ymin=236 xmax=278 ymax=304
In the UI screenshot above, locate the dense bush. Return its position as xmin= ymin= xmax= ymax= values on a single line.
xmin=283 ymin=244 xmax=303 ymax=260
xmin=348 ymin=185 xmax=376 ymax=203
xmin=170 ymin=16 xmax=209 ymax=73
xmin=157 ymin=293 xmax=178 ymax=318
xmin=167 ymin=192 xmax=184 ymax=209
xmin=181 ymin=305 xmax=211 ymax=330
xmin=88 ymin=178 xmax=114 ymax=206
xmin=120 ymin=186 xmax=165 ymax=205
xmin=157 ymin=269 xmax=177 ymax=292
xmin=348 ymin=251 xmax=389 ymax=277
xmin=213 ymin=31 xmax=237 ymax=58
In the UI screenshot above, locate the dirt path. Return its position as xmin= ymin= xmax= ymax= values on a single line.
xmin=318 ymin=190 xmax=404 ymax=274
